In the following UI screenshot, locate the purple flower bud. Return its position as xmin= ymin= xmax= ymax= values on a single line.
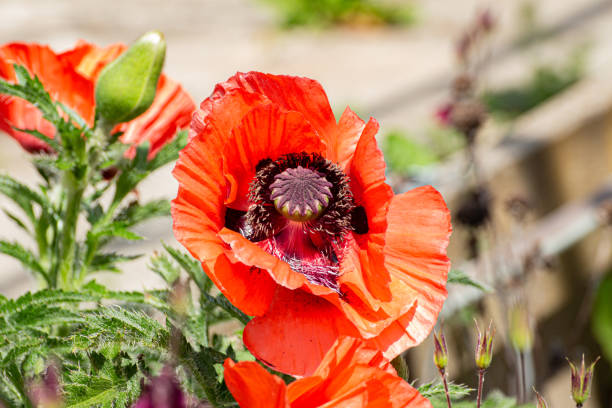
xmin=433 ymin=330 xmax=449 ymax=372
xmin=567 ymin=355 xmax=599 ymax=406
xmin=475 ymin=321 xmax=495 ymax=370
xmin=28 ymin=365 xmax=63 ymax=408
xmin=133 ymin=367 xmax=186 ymax=408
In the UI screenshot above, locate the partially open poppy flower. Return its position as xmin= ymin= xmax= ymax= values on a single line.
xmin=172 ymin=72 xmax=451 ymax=376
xmin=0 ymin=40 xmax=194 ymax=157
xmin=224 ymin=336 xmax=432 ymax=407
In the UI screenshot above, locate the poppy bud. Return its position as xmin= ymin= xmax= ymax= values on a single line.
xmin=28 ymin=365 xmax=63 ymax=408
xmin=95 ymin=31 xmax=166 ymax=125
xmin=567 ymin=355 xmax=599 ymax=407
xmin=509 ymin=303 xmax=533 ymax=353
xmin=475 ymin=320 xmax=495 ymax=370
xmin=433 ymin=330 xmax=449 ymax=372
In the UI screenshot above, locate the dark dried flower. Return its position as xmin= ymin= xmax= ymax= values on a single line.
xmin=456 ymin=186 xmax=491 ymax=229
xmin=450 ymin=99 xmax=487 ymax=140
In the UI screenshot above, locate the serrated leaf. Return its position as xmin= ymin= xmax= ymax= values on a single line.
xmin=90 ymin=252 xmax=141 ymax=273
xmin=418 ymin=381 xmax=473 ymax=399
xmin=149 ymin=252 xmax=180 ymax=285
xmin=0 ymin=241 xmax=48 ymax=283
xmin=92 ymin=222 xmax=143 ymax=241
xmin=163 ymin=243 xmax=212 ymax=293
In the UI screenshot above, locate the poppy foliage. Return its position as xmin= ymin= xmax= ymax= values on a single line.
xmin=172 ymin=72 xmax=452 ymax=376
xmin=0 ymin=41 xmax=194 ymax=157
xmin=224 ymin=336 xmax=432 ymax=408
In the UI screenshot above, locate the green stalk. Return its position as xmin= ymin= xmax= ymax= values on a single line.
xmin=58 ymin=172 xmax=86 ymax=290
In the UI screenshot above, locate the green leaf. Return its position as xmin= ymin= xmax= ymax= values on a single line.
xmin=91 ymin=222 xmax=143 ymax=241
xmin=0 ymin=241 xmax=48 ymax=283
xmin=0 ymin=65 xmax=59 ymax=124
xmin=149 ymin=252 xmax=180 ymax=285
xmin=0 ymin=174 xmax=52 ymax=222
xmin=163 ymin=243 xmax=212 ymax=293
xmin=448 ymin=269 xmax=489 ymax=291
xmin=114 ymin=199 xmax=170 ymax=227
xmin=382 ymin=130 xmax=439 ymax=176
xmin=202 ymin=294 xmax=251 ymax=325
xmin=90 ymin=252 xmax=141 ymax=273
xmin=418 ymin=381 xmax=473 ymax=399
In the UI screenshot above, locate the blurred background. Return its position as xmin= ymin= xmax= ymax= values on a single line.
xmin=1 ymin=0 xmax=612 ymax=406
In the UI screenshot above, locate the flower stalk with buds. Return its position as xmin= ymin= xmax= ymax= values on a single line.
xmin=475 ymin=321 xmax=495 ymax=408
xmin=433 ymin=330 xmax=452 ymax=408
xmin=567 ymin=355 xmax=600 ymax=407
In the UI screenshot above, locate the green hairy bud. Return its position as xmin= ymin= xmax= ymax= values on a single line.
xmin=95 ymin=30 xmax=166 ymax=125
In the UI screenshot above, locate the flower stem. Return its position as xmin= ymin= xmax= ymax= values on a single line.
xmin=518 ymin=351 xmax=526 ymax=404
xmin=477 ymin=368 xmax=485 ymax=408
xmin=58 ymin=172 xmax=86 ymax=290
xmin=439 ymin=369 xmax=452 ymax=408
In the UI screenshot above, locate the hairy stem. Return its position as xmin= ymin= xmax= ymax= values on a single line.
xmin=438 ymin=368 xmax=452 ymax=408
xmin=477 ymin=369 xmax=485 ymax=408
xmin=58 ymin=173 xmax=86 ymax=290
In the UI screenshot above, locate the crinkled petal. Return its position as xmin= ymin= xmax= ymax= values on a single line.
xmin=218 ymin=228 xmax=307 ymax=290
xmin=172 ymin=124 xmax=277 ymax=317
xmin=223 ymin=359 xmax=289 ymax=408
xmin=367 ymin=186 xmax=451 ymax=359
xmin=326 ymin=106 xmax=365 ymax=171
xmin=58 ymin=41 xmax=125 ymax=80
xmin=288 ymin=337 xmax=432 ymax=408
xmin=217 ymin=72 xmax=337 ymax=140
xmin=243 ymin=287 xmax=360 ymax=377
xmin=223 ymin=103 xmax=325 ymax=209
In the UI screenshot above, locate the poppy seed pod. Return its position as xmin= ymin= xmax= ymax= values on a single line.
xmin=95 ymin=31 xmax=166 ymax=125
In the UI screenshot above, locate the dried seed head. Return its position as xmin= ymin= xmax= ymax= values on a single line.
xmin=450 ymin=99 xmax=487 ymax=141
xmin=270 ymin=166 xmax=333 ymax=222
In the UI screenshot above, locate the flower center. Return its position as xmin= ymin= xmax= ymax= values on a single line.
xmin=269 ymin=166 xmax=333 ymax=222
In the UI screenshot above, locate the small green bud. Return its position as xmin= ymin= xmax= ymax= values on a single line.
xmin=567 ymin=354 xmax=599 ymax=406
xmin=475 ymin=320 xmax=495 ymax=370
xmin=509 ymin=302 xmax=533 ymax=352
xmin=95 ymin=31 xmax=166 ymax=125
xmin=433 ymin=330 xmax=449 ymax=372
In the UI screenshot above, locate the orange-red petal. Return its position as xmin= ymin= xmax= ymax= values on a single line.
xmin=367 ymin=186 xmax=451 ymax=359
xmin=243 ymin=288 xmax=360 ymax=377
xmin=223 ymin=359 xmax=289 ymax=408
xmin=0 ymin=43 xmax=95 ymax=150
xmin=216 ymin=72 xmax=337 ymax=140
xmin=288 ymin=337 xmax=432 ymax=408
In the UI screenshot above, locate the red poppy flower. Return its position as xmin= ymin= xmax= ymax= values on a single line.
xmin=172 ymin=72 xmax=451 ymax=376
xmin=0 ymin=40 xmax=195 ymax=157
xmin=224 ymin=336 xmax=432 ymax=407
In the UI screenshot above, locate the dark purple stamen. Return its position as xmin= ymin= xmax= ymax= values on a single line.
xmin=270 ymin=166 xmax=332 ymax=221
